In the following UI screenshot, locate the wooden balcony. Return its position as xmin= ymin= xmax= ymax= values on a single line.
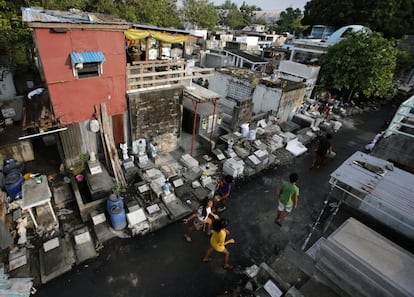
xmin=126 ymin=59 xmax=214 ymax=92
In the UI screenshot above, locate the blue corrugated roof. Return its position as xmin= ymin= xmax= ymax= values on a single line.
xmin=70 ymin=52 xmax=105 ymax=64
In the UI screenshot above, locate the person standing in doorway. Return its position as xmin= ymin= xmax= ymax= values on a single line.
xmin=275 ymin=173 xmax=299 ymax=226
xmin=202 ymin=218 xmax=235 ymax=270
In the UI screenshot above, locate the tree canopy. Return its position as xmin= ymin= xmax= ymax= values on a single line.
xmin=0 ymin=0 xmax=33 ymax=68
xmin=302 ymin=0 xmax=414 ymax=39
xmin=319 ymin=32 xmax=398 ymax=101
xmin=221 ymin=7 xmax=244 ymax=29
xmin=276 ymin=7 xmax=307 ymax=35
xmin=239 ymin=2 xmax=260 ymax=26
xmin=181 ymin=0 xmax=218 ymax=31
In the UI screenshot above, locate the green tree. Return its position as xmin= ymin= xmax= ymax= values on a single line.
xmin=319 ymin=32 xmax=398 ymax=101
xmin=239 ymin=2 xmax=260 ymax=26
xmin=181 ymin=0 xmax=218 ymax=30
xmin=276 ymin=7 xmax=307 ymax=35
xmin=302 ymin=0 xmax=414 ymax=39
xmin=131 ymin=0 xmax=182 ymax=28
xmin=219 ymin=0 xmax=237 ymax=9
xmin=0 ymin=0 xmax=34 ymax=68
xmin=223 ymin=7 xmax=244 ymax=29
xmin=85 ymin=0 xmax=119 ymax=15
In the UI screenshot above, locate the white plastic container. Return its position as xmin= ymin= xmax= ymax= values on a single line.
xmin=248 ymin=129 xmax=257 ymax=140
xmin=241 ymin=123 xmax=249 ymax=137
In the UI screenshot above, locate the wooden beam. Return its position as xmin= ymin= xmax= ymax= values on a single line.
xmin=28 ymin=22 xmax=129 ymax=30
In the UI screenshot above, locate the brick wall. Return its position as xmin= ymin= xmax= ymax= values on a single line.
xmin=232 ymin=98 xmax=254 ymax=131
xmin=128 ymin=86 xmax=183 ymax=152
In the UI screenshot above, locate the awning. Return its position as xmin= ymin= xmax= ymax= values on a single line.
xmin=70 ymin=51 xmax=106 ymax=65
xmin=125 ymin=29 xmax=189 ymax=44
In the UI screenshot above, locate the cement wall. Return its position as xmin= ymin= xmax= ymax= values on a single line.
xmin=252 ymin=85 xmax=282 ymax=114
xmin=0 ymin=141 xmax=34 ymax=163
xmin=205 ymin=53 xmax=230 ymax=68
xmin=0 ymin=68 xmax=17 ymax=100
xmin=128 ymin=86 xmax=182 ymax=152
xmin=277 ymin=88 xmax=306 ymax=122
xmin=0 ymin=96 xmax=23 ymax=121
xmin=209 ymin=71 xmax=305 ymax=128
xmin=279 ymin=61 xmax=320 ymax=80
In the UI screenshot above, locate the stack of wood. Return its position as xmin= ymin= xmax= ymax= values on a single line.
xmin=21 ymin=88 xmax=58 ymax=131
xmin=95 ymin=103 xmax=126 ymax=187
xmin=21 ymin=88 xmax=57 ymax=131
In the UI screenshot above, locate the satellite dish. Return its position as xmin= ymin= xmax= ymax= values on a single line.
xmin=90 ymin=119 xmax=100 ymax=132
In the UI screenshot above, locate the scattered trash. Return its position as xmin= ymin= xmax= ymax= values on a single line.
xmin=95 ymin=243 xmax=104 ymax=251
xmin=16 ymin=217 xmax=28 ymax=245
xmin=109 ymin=227 xmax=131 ymax=238
xmin=25 ymin=243 xmax=35 ymax=249
xmin=57 ymin=208 xmax=74 ymax=216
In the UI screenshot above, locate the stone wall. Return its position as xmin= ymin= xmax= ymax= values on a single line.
xmin=128 ymin=86 xmax=183 ymax=152
xmin=232 ymin=99 xmax=254 ymax=131
xmin=0 ymin=141 xmax=34 ymax=163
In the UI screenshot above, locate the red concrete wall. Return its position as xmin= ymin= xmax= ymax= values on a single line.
xmin=34 ymin=28 xmax=127 ymax=124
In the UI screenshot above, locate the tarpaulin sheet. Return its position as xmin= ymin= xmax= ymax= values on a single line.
xmin=125 ymin=29 xmax=188 ymax=44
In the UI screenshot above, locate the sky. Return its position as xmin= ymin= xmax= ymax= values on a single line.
xmin=212 ymin=0 xmax=309 ymax=11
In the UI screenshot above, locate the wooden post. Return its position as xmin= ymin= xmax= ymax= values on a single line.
xmin=145 ymin=37 xmax=150 ymax=61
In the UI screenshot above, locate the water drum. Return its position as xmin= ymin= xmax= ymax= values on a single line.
xmin=5 ymin=171 xmax=24 ymax=200
xmin=107 ymin=195 xmax=127 ymax=230
xmin=109 ymin=205 xmax=127 ymax=230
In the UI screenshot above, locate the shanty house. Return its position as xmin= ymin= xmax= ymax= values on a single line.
xmin=22 ymin=7 xmax=129 ymax=170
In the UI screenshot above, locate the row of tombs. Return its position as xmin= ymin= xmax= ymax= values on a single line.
xmin=0 ymin=110 xmax=342 ymax=286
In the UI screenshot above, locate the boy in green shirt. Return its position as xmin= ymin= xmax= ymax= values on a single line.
xmin=275 ymin=173 xmax=299 ymax=226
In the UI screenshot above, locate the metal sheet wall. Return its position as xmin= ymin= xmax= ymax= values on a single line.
xmin=59 ymin=121 xmax=98 ymax=168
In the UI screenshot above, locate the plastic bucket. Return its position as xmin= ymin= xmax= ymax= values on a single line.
xmin=5 ymin=172 xmax=24 ymax=200
xmin=240 ymin=123 xmax=249 ymax=137
xmin=248 ymin=129 xmax=257 ymax=140
xmin=75 ymin=174 xmax=84 ymax=182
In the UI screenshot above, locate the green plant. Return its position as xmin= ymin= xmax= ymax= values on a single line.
xmin=112 ymin=182 xmax=124 ymax=196
xmin=80 ymin=153 xmax=90 ymax=162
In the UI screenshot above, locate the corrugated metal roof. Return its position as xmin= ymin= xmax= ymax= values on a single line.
xmin=70 ymin=52 xmax=105 ymax=64
xmin=22 ymin=7 xmax=128 ymax=24
xmin=330 ymin=151 xmax=414 ymax=238
xmin=21 ymin=7 xmax=191 ymax=36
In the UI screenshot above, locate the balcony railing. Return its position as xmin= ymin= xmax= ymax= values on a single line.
xmin=127 ymin=59 xmax=214 ymax=92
